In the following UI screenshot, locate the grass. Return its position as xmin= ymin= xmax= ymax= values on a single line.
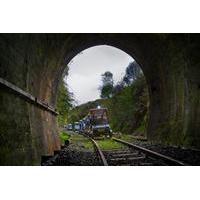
xmin=97 ymin=138 xmax=125 ymax=150
xmin=72 ymin=134 xmax=135 ymax=150
xmin=65 ymin=133 xmax=135 ymax=150
xmin=83 ymin=140 xmax=94 ymax=149
xmin=84 ymin=137 xmax=126 ymax=150
xmin=59 ymin=131 xmax=71 ymax=144
xmin=67 ymin=133 xmax=94 ymax=150
xmin=117 ymin=134 xmax=134 ymax=142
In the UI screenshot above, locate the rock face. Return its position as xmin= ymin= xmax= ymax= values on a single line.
xmin=0 ymin=33 xmax=200 ymax=165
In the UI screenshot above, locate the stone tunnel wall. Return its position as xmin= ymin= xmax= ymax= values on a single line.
xmin=147 ymin=35 xmax=200 ymax=147
xmin=0 ymin=33 xmax=200 ymax=165
xmin=0 ymin=34 xmax=67 ymax=165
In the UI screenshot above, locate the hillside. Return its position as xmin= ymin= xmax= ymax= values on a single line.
xmin=68 ymin=75 xmax=149 ymax=137
xmin=68 ymin=98 xmax=109 ymax=122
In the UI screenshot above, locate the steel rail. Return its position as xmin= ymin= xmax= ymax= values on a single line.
xmin=112 ymin=137 xmax=187 ymax=166
xmin=82 ymin=134 xmax=108 ymax=166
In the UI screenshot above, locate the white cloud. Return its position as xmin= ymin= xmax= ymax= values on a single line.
xmin=66 ymin=45 xmax=134 ymax=105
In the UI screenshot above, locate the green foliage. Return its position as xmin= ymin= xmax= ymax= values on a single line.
xmin=100 ymin=71 xmax=114 ymax=98
xmin=68 ymin=74 xmax=149 ymax=136
xmin=123 ymin=61 xmax=141 ymax=86
xmin=117 ymin=134 xmax=134 ymax=141
xmin=109 ymin=74 xmax=149 ymax=135
xmin=66 ymin=58 xmax=149 ymax=137
xmin=56 ymin=77 xmax=73 ymax=127
xmin=68 ymin=98 xmax=109 ymax=123
xmin=100 ymin=84 xmax=113 ymax=98
xmin=97 ymin=138 xmax=125 ymax=150
xmin=59 ymin=131 xmax=71 ymax=144
xmin=84 ymin=138 xmax=125 ymax=150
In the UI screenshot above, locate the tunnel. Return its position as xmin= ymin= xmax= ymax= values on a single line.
xmin=0 ymin=33 xmax=200 ymax=165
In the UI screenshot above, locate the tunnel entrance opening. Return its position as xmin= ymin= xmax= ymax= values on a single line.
xmin=56 ymin=45 xmax=150 ymax=144
xmin=1 ymin=34 xmax=200 ymax=165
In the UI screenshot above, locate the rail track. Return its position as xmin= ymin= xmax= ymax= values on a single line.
xmin=87 ymin=136 xmax=187 ymax=166
xmin=87 ymin=136 xmax=108 ymax=166
xmin=42 ymin=133 xmax=188 ymax=166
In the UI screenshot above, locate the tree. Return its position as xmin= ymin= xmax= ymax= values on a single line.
xmin=123 ymin=61 xmax=141 ymax=86
xmin=109 ymin=74 xmax=149 ymax=135
xmin=56 ymin=76 xmax=74 ymax=126
xmin=100 ymin=71 xmax=114 ymax=98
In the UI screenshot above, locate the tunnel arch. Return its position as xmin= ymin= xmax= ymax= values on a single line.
xmin=52 ymin=35 xmax=162 ymax=143
xmin=0 ymin=34 xmax=200 ymax=165
xmin=59 ymin=43 xmax=150 ymax=137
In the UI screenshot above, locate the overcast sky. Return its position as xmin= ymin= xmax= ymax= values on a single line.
xmin=65 ymin=45 xmax=134 ymax=105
